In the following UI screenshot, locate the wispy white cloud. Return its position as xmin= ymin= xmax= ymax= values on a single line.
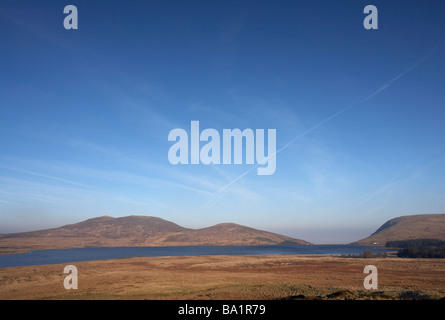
xmin=356 ymin=156 xmax=445 ymax=207
xmin=69 ymin=140 xmax=126 ymax=159
xmin=0 ymin=199 xmax=16 ymax=205
xmin=0 ymin=163 xmax=90 ymax=188
xmin=115 ymin=99 xmax=178 ymax=136
xmin=200 ymin=47 xmax=442 ymax=210
xmin=0 ymin=174 xmax=167 ymax=209
xmin=357 ymin=183 xmax=393 ymax=206
xmin=0 ymin=157 xmax=214 ymax=199
xmin=0 ymin=175 xmax=93 ymax=206
xmin=364 ymin=46 xmax=442 ymax=102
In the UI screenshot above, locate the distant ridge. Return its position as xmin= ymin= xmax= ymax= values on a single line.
xmin=354 ymin=214 xmax=445 ymax=245
xmin=0 ymin=215 xmax=310 ymax=254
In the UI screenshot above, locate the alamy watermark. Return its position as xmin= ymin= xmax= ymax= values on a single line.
xmin=168 ymin=121 xmax=276 ymax=175
xmin=63 ymin=265 xmax=78 ymax=290
xmin=63 ymin=5 xmax=78 ymax=30
xmin=63 ymin=4 xmax=378 ymax=31
xmin=363 ymin=265 xmax=378 ymax=289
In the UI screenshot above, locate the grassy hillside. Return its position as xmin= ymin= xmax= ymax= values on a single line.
xmin=354 ymin=214 xmax=445 ymax=245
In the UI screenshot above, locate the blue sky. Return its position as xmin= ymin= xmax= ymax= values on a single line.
xmin=0 ymin=0 xmax=444 ymax=243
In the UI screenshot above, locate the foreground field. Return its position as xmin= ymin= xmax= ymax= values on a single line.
xmin=0 ymin=255 xmax=444 ymax=300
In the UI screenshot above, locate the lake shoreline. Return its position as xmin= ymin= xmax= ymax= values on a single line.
xmin=0 ymin=244 xmax=396 ymax=268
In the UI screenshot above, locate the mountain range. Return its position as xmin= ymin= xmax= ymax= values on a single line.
xmin=1 ymin=213 xmax=444 ymax=254
xmin=0 ymin=215 xmax=309 ymax=253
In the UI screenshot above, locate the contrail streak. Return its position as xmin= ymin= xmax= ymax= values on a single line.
xmin=201 ymin=46 xmax=442 ymax=210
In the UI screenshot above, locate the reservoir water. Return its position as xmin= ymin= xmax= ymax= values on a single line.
xmin=0 ymin=244 xmax=395 ymax=268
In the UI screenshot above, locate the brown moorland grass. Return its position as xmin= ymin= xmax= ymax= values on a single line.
xmin=0 ymin=255 xmax=444 ymax=300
